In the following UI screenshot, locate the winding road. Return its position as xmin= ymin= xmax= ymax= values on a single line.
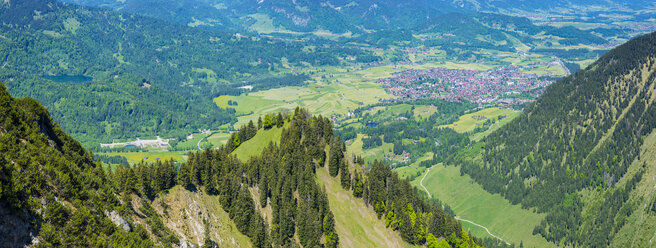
xmin=419 ymin=166 xmax=510 ymax=245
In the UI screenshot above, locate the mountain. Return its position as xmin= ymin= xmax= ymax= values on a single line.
xmin=61 ymin=0 xmax=451 ymax=34
xmin=455 ymin=31 xmax=656 ymax=246
xmin=1 ymin=83 xmax=484 ymax=247
xmin=59 ymin=0 xmax=237 ymax=30
xmin=0 ymin=0 xmax=367 ymax=146
xmin=0 ymin=82 xmax=153 ymax=246
xmin=59 ymin=0 xmax=655 ymax=36
xmin=57 ymin=0 xmax=613 ymax=54
xmin=459 ymin=0 xmax=655 ymax=12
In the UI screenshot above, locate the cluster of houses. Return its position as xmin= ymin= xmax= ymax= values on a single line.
xmin=377 ymin=65 xmax=552 ymax=104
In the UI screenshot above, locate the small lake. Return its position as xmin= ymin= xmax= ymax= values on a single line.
xmin=366 ymin=122 xmax=378 ymax=128
xmin=43 ymin=74 xmax=93 ymax=83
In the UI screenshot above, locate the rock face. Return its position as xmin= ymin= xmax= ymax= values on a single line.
xmin=105 ymin=210 xmax=131 ymax=232
xmin=0 ymin=204 xmax=38 ymax=247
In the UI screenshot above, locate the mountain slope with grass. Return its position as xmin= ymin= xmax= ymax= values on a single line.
xmin=453 ymin=31 xmax=656 ymax=247
xmin=1 ymin=84 xmax=485 ymax=247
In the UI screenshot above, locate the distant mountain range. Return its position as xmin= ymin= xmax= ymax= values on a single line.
xmin=60 ymin=0 xmax=655 ymax=34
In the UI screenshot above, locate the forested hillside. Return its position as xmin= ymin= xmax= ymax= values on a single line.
xmin=0 ymin=0 xmax=369 ymax=146
xmin=1 ymin=82 xmax=484 ymax=247
xmin=455 ymin=31 xmax=656 ymax=246
xmin=0 ymin=82 xmax=155 ymax=246
xmin=58 ymin=0 xmax=616 ymax=49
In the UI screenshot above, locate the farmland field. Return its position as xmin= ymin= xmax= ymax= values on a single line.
xmin=214 ymin=69 xmax=395 ymax=126
xmin=346 ymin=134 xmax=394 ymax=163
xmin=440 ymin=107 xmax=518 ymax=133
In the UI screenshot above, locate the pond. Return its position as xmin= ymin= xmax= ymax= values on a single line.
xmin=43 ymin=74 xmax=93 ymax=83
xmin=366 ymin=122 xmax=378 ymax=128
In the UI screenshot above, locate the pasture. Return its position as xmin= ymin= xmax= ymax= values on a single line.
xmin=440 ymin=107 xmax=518 ymax=133
xmin=232 ymin=124 xmax=286 ymax=162
xmin=411 ymin=164 xmax=551 ymax=247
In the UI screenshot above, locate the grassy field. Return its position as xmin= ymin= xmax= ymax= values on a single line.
xmin=411 ymin=164 xmax=551 ymax=247
xmin=175 ymin=133 xmax=209 ymax=151
xmin=523 ymin=63 xmax=567 ymax=76
xmin=346 ymin=134 xmax=394 ymax=163
xmin=316 ymin=166 xmax=412 ymax=248
xmin=413 ymin=105 xmax=438 ymax=119
xmin=214 ymin=77 xmax=393 ymax=127
xmin=470 ymin=110 xmax=522 ymax=141
xmin=394 ymin=152 xmax=433 ymax=180
xmin=232 ymin=124 xmax=286 ymax=162
xmin=440 ymin=107 xmax=518 ymax=133
xmin=98 ymin=151 xmax=188 ymax=165
xmin=206 ymin=132 xmax=232 ymax=147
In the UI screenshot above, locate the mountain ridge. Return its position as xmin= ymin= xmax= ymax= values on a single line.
xmin=455 ymin=31 xmax=656 ymax=246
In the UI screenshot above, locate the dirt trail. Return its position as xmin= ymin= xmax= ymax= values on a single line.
xmin=419 ymin=166 xmax=510 ymax=245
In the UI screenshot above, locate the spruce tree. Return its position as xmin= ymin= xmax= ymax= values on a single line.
xmin=328 ymin=140 xmax=341 ymax=177
xmin=340 ymin=161 xmax=351 ymax=190
xmin=176 ymin=162 xmax=193 ymax=190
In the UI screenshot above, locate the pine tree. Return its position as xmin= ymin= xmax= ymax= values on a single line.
xmin=340 ymin=161 xmax=351 ymax=190
xmin=276 ymin=113 xmax=284 ymax=128
xmin=323 ymin=213 xmax=339 ymax=247
xmin=176 ymin=162 xmax=193 ymax=190
xmin=205 ymin=174 xmax=218 ymax=195
xmin=233 ymin=133 xmax=241 ymax=148
xmin=352 ymin=170 xmax=364 ymax=197
xmin=263 ymin=114 xmax=273 ymax=129
xmin=426 ymin=233 xmax=439 ymax=248
xmin=247 ymin=120 xmax=257 ymax=139
xmin=328 ymin=140 xmax=341 ymax=177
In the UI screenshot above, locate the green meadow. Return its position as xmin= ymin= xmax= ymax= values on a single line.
xmin=411 ymin=164 xmax=552 ymax=247
xmin=440 ymin=107 xmax=518 ymax=133
xmin=232 ymin=124 xmax=286 ymax=162
xmin=315 ymin=166 xmax=412 ymax=248
xmin=346 ymin=134 xmax=394 ymax=163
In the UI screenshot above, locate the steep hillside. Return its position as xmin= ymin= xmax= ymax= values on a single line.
xmin=148 ymin=186 xmax=252 ymax=247
xmin=455 ymin=31 xmax=656 ymax=246
xmin=1 ymin=74 xmax=489 ymax=248
xmin=0 ymin=80 xmax=268 ymax=247
xmin=0 ymin=82 xmax=154 ymax=246
xmin=315 ymin=165 xmax=411 ymax=247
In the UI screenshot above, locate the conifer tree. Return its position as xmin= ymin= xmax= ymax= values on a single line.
xmin=176 ymin=162 xmax=193 ymax=190
xmin=328 ymin=139 xmax=341 ymax=177
xmin=340 ymin=161 xmax=351 ymax=189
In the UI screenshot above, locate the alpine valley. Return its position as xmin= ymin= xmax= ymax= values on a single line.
xmin=1 ymin=0 xmax=655 ymax=247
